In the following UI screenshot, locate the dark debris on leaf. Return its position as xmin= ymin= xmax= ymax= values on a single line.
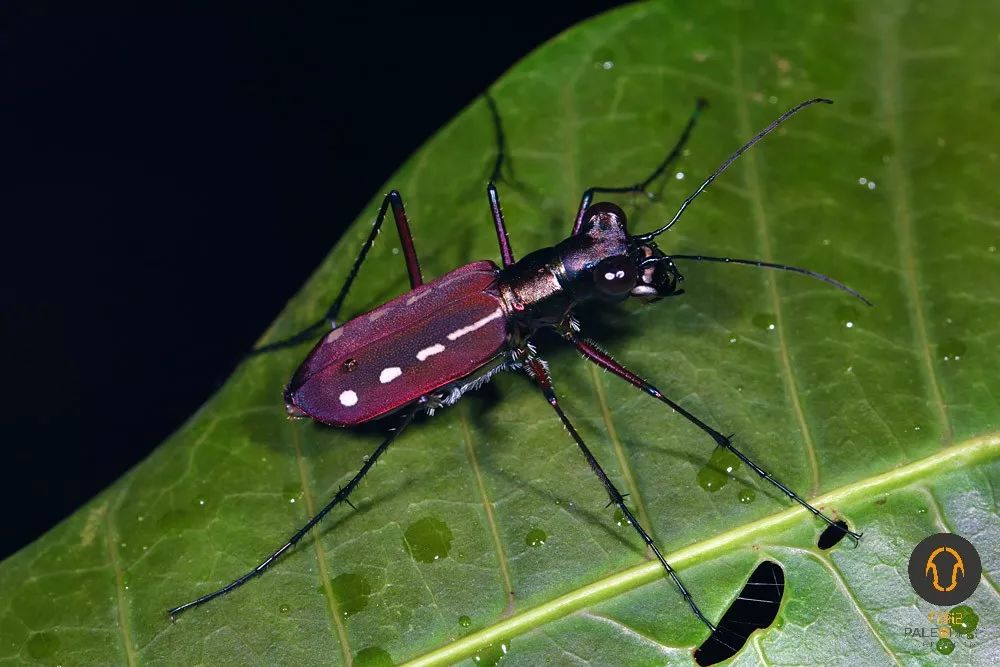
xmin=694 ymin=561 xmax=784 ymax=666
xmin=817 ymin=520 xmax=850 ymax=550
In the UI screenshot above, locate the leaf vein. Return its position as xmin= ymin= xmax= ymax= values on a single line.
xmin=731 ymin=37 xmax=821 ymax=496
xmin=289 ymin=422 xmax=352 ymax=666
xmin=877 ymin=7 xmax=952 ymax=444
xmin=458 ymin=404 xmax=516 ymax=615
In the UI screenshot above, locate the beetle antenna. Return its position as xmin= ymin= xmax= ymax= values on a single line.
xmin=646 ymin=254 xmax=872 ymax=305
xmin=634 ymin=98 xmax=832 ymax=242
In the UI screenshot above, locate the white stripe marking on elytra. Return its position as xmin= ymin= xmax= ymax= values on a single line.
xmin=339 ymin=390 xmax=358 ymax=407
xmin=446 ymin=307 xmax=503 ymax=341
xmin=416 ymin=343 xmax=445 ymax=361
xmin=379 ymin=367 xmax=402 ymax=384
xmin=406 ymin=289 xmax=432 ymax=306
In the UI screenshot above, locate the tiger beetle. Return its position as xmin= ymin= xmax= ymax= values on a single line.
xmin=169 ymin=95 xmax=870 ymax=636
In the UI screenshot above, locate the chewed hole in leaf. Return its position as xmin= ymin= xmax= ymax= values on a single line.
xmin=817 ymin=520 xmax=851 ymax=550
xmin=694 ymin=561 xmax=784 ymax=666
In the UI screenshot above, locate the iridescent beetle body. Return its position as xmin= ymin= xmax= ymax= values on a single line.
xmin=170 ymin=97 xmax=870 ymax=657
xmin=285 ymin=200 xmax=657 ymax=427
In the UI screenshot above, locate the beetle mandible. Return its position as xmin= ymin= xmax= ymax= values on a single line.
xmin=169 ymin=96 xmax=870 ymax=634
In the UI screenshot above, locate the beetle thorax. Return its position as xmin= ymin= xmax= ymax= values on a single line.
xmin=498 ymin=246 xmax=574 ymax=329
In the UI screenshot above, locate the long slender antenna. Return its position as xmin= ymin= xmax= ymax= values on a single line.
xmin=634 ymin=98 xmax=832 ymax=242
xmin=651 ymin=254 xmax=872 ymax=305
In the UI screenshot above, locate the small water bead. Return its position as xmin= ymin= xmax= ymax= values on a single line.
xmin=593 ymin=48 xmax=615 ymax=72
xmin=525 ymin=528 xmax=547 ymax=547
xmin=935 ymin=637 xmax=955 ymax=655
xmin=279 ymin=603 xmax=291 ymax=614
xmin=473 ymin=640 xmax=510 ymax=666
xmin=613 ymin=508 xmax=631 ymax=527
xmin=739 ymin=488 xmax=756 ymax=504
xmin=940 ymin=338 xmax=967 ymax=362
xmin=459 ymin=614 xmax=472 ymax=628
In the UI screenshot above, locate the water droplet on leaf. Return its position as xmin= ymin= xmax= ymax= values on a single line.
xmin=354 ymin=646 xmax=393 ymax=667
xmin=935 ymin=637 xmax=955 ymax=655
xmin=473 ymin=639 xmax=510 ymax=666
xmin=525 ymin=528 xmax=547 ymax=547
xmin=404 ymin=517 xmax=453 ymax=563
xmin=940 ymin=338 xmax=967 ymax=362
xmin=327 ymin=572 xmax=371 ymax=618
xmin=698 ymin=448 xmax=741 ymax=492
xmin=949 ymin=605 xmax=979 ymax=636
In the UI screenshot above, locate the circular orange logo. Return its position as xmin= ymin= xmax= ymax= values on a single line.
xmin=908 ymin=533 xmax=981 ymax=605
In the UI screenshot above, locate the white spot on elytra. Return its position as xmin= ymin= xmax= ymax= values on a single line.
xmin=379 ymin=367 xmax=402 ymax=383
xmin=339 ymin=390 xmax=358 ymax=407
xmin=446 ymin=308 xmax=503 ymax=341
xmin=406 ymin=289 xmax=432 ymax=305
xmin=325 ymin=328 xmax=344 ymax=344
xmin=416 ymin=343 xmax=445 ymax=361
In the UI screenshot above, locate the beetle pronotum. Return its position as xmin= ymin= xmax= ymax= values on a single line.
xmin=169 ymin=96 xmax=868 ymax=640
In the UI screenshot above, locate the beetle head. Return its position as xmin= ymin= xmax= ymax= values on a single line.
xmin=576 ymin=202 xmax=684 ymax=300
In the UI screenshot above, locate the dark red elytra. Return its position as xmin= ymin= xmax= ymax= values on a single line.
xmin=285 ymin=261 xmax=507 ymax=426
xmin=169 ymin=95 xmax=869 ymax=655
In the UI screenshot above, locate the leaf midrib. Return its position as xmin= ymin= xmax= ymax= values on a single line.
xmin=402 ymin=432 xmax=1000 ymax=667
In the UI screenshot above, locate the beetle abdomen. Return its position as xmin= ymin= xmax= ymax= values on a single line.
xmin=285 ymin=260 xmax=508 ymax=426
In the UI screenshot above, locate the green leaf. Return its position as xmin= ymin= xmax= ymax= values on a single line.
xmin=4 ymin=2 xmax=999 ymax=665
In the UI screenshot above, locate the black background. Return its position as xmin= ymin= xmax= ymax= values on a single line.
xmin=1 ymin=2 xmax=624 ymax=559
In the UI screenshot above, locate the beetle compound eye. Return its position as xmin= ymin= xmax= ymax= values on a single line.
xmin=593 ymin=256 xmax=637 ymax=297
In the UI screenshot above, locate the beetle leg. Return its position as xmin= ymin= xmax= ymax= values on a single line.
xmin=482 ymin=95 xmax=517 ymax=268
xmin=522 ymin=355 xmax=717 ymax=634
xmin=565 ymin=331 xmax=862 ymax=543
xmin=485 ymin=93 xmax=513 ymax=186
xmin=571 ymin=98 xmax=707 ymax=235
xmin=252 ymin=190 xmax=423 ymax=354
xmin=486 ymin=182 xmax=515 ymax=267
xmin=167 ymin=402 xmax=423 ymax=617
